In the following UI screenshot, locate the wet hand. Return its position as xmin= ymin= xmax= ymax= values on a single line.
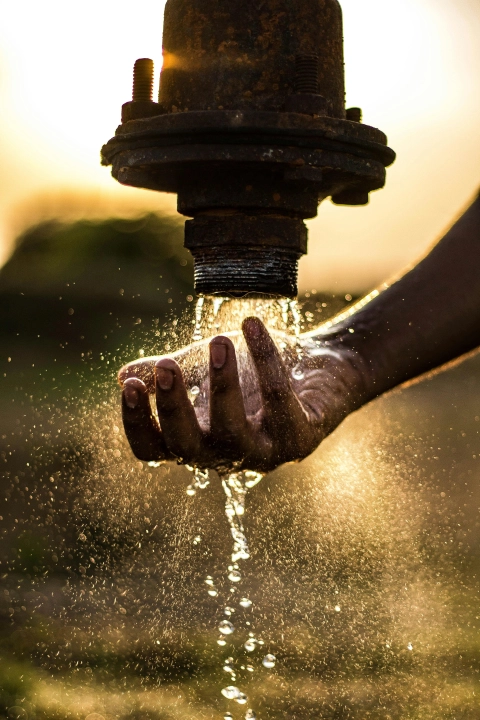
xmin=118 ymin=317 xmax=370 ymax=472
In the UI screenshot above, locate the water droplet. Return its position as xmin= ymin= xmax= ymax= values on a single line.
xmin=186 ymin=485 xmax=196 ymax=496
xmin=219 ymin=620 xmax=235 ymax=635
xmin=193 ymin=296 xmax=205 ymax=342
xmin=224 ymin=606 xmax=235 ymax=616
xmin=221 ymin=686 xmax=240 ymax=700
xmin=262 ymin=654 xmax=276 ymax=668
xmin=232 ymin=549 xmax=250 ymax=562
xmin=407 ymin=643 xmax=413 ymax=651
xmin=228 ymin=570 xmax=242 ymax=583
xmin=244 ymin=471 xmax=263 ymax=488
xmin=224 ymin=714 xmax=233 ymax=720
xmin=233 ymin=499 xmax=245 ymax=515
xmin=217 ymin=638 xmax=227 ymax=646
xmin=208 ymin=589 xmax=218 ymax=597
xmin=147 ymin=460 xmax=163 ymax=468
xmin=239 ymin=597 xmax=252 ymax=608
xmin=193 ymin=467 xmax=210 ymax=489
xmin=244 ymin=640 xmax=256 ymax=652
xmin=246 ymin=665 xmax=254 ymax=673
xmin=292 ymin=365 xmax=304 ymax=380
xmin=236 ymin=693 xmax=248 ymax=705
xmin=190 ymin=385 xmax=200 ymax=396
xmin=245 ymin=710 xmax=256 ymax=719
xmin=205 ymin=576 xmax=214 ymax=586
xmin=193 ymin=535 xmax=201 ymax=545
xmin=335 ymin=605 xmax=341 ymax=612
xmin=223 ymin=664 xmax=234 ymax=674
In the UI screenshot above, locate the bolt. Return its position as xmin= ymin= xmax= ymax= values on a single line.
xmin=294 ymin=54 xmax=319 ymax=94
xmin=132 ymin=58 xmax=154 ymax=102
xmin=346 ymin=107 xmax=362 ymax=123
xmin=332 ymin=189 xmax=369 ymax=206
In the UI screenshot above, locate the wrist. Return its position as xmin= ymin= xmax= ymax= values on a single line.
xmin=299 ymin=331 xmax=377 ymax=426
xmin=303 ymin=306 xmax=388 ymax=407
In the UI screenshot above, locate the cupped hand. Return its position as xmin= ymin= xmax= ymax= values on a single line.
xmin=118 ymin=317 xmax=370 ymax=472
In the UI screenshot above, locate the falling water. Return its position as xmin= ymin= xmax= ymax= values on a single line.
xmin=193 ymin=295 xmax=205 ymax=342
xmin=181 ymin=295 xmax=297 ymax=718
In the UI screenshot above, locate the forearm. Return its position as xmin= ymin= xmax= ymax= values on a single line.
xmin=311 ymin=191 xmax=480 ymax=400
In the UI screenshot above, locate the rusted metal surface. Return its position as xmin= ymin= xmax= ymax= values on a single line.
xmin=101 ymin=1 xmax=395 ymax=297
xmin=185 ymin=214 xmax=307 ymax=295
xmin=160 ymin=0 xmax=345 ymax=118
xmin=192 ymin=246 xmax=302 ymax=297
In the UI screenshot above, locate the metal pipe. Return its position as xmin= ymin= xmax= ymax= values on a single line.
xmin=101 ymin=0 xmax=395 ymax=297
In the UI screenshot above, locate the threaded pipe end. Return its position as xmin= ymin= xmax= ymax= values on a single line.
xmin=132 ymin=58 xmax=154 ymax=102
xmin=191 ymin=246 xmax=300 ymax=297
xmin=295 ymin=54 xmax=319 ymax=94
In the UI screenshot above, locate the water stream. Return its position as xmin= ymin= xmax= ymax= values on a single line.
xmin=183 ymin=295 xmax=302 ymax=719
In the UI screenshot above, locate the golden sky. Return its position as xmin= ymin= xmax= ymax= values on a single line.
xmin=1 ymin=0 xmax=479 ymax=293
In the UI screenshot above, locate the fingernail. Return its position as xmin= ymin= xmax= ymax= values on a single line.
xmin=124 ymin=385 xmax=139 ymax=409
xmin=156 ymin=366 xmax=174 ymax=391
xmin=210 ymin=342 xmax=227 ymax=369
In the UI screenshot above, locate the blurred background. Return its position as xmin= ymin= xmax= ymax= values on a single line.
xmin=0 ymin=1 xmax=480 ymax=719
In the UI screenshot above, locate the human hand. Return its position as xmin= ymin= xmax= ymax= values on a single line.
xmin=118 ymin=317 xmax=372 ymax=472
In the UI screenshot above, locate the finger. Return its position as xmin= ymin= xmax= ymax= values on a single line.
xmin=118 ymin=359 xmax=157 ymax=392
xmin=118 ymin=342 xmax=210 ymax=393
xmin=209 ymin=336 xmax=249 ymax=447
xmin=155 ymin=359 xmax=205 ymax=462
xmin=122 ymin=378 xmax=168 ymax=461
xmin=242 ymin=317 xmax=309 ymax=433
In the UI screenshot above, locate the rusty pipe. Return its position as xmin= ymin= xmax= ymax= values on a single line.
xmin=101 ymin=0 xmax=395 ymax=297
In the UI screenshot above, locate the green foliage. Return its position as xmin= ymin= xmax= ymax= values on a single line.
xmin=0 ymin=214 xmax=192 ymax=295
xmin=0 ymin=658 xmax=35 ymax=715
xmin=0 ymin=213 xmax=194 ymax=366
xmin=10 ymin=532 xmax=49 ymax=577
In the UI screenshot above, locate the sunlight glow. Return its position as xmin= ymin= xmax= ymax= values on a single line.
xmin=1 ymin=0 xmax=479 ymax=290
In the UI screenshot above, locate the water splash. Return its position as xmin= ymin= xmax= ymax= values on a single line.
xmin=193 ymin=295 xmax=205 ymax=342
xmin=185 ymin=467 xmax=210 ymax=497
xmin=213 ymin=296 xmax=225 ymax=318
xmin=222 ymin=472 xmax=257 ymax=562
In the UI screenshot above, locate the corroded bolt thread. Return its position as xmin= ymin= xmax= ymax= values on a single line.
xmin=132 ymin=58 xmax=154 ymax=101
xmin=294 ymin=54 xmax=319 ymax=94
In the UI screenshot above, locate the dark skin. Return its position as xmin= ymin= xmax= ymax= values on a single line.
xmin=119 ymin=191 xmax=480 ymax=472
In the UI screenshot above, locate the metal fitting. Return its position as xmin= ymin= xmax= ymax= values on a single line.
xmin=346 ymin=107 xmax=363 ymax=123
xmin=121 ymin=59 xmax=163 ymax=123
xmin=102 ymin=1 xmax=395 ymax=297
